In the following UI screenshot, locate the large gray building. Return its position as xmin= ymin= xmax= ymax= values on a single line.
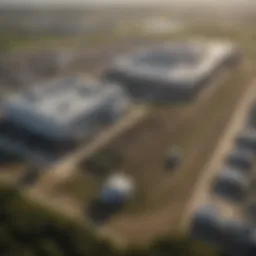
xmin=0 ymin=76 xmax=130 ymax=164
xmin=104 ymin=40 xmax=240 ymax=103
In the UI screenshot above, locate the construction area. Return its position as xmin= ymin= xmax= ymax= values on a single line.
xmin=1 ymin=14 xmax=256 ymax=251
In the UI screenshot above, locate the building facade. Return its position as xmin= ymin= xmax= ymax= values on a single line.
xmin=104 ymin=40 xmax=240 ymax=103
xmin=0 ymin=76 xmax=131 ymax=164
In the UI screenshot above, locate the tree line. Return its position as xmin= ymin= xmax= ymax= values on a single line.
xmin=0 ymin=184 xmax=220 ymax=256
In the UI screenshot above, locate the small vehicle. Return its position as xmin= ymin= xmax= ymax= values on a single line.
xmin=164 ymin=146 xmax=182 ymax=171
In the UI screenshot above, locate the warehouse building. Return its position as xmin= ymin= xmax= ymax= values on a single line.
xmin=104 ymin=40 xmax=240 ymax=103
xmin=0 ymin=76 xmax=131 ymax=164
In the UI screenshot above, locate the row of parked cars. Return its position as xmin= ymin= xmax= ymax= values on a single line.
xmin=190 ymin=103 xmax=256 ymax=255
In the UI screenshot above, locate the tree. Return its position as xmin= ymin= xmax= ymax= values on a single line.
xmin=0 ymin=184 xmax=221 ymax=256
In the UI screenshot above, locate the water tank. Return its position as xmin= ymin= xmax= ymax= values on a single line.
xmin=190 ymin=204 xmax=222 ymax=242
xmin=99 ymin=173 xmax=135 ymax=205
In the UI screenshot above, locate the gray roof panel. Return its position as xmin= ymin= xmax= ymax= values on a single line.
xmin=2 ymin=76 xmax=129 ymax=139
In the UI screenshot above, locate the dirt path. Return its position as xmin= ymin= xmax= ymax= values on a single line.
xmin=181 ymin=79 xmax=256 ymax=232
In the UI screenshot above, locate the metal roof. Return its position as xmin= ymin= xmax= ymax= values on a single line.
xmin=133 ymin=43 xmax=202 ymax=68
xmin=108 ymin=40 xmax=236 ymax=86
xmin=2 ymin=76 xmax=127 ymax=139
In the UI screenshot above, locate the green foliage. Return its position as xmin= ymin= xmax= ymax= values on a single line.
xmin=0 ymin=184 xmax=220 ymax=256
xmin=0 ymin=184 xmax=113 ymax=256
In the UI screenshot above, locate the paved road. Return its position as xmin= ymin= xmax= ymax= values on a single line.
xmin=181 ymin=79 xmax=256 ymax=232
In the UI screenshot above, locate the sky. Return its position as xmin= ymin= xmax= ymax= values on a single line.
xmin=0 ymin=0 xmax=250 ymax=8
xmin=0 ymin=0 xmax=246 ymax=6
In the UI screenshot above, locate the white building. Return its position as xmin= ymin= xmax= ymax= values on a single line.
xmin=0 ymin=76 xmax=131 ymax=163
xmin=104 ymin=40 xmax=240 ymax=103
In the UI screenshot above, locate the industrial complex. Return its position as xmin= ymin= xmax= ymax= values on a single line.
xmin=1 ymin=16 xmax=255 ymax=254
xmin=0 ymin=76 xmax=131 ymax=164
xmin=104 ymin=40 xmax=240 ymax=102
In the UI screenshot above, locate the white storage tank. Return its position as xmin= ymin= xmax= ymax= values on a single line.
xmin=99 ymin=173 xmax=135 ymax=205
